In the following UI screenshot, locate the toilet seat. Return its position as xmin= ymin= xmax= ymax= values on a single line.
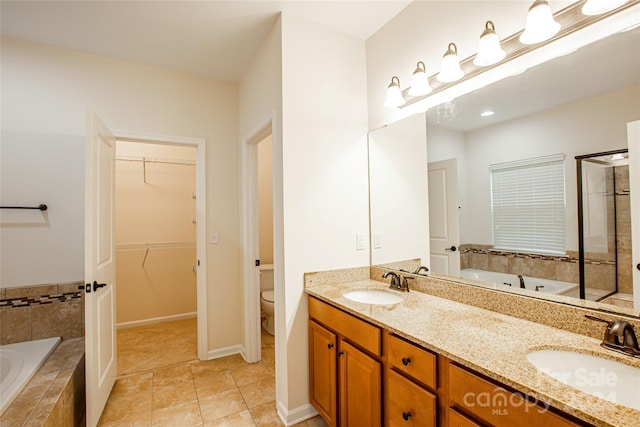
xmin=262 ymin=290 xmax=274 ymax=303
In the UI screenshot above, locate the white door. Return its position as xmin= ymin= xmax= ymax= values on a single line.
xmin=428 ymin=159 xmax=460 ymax=276
xmin=628 ymin=120 xmax=640 ymax=310
xmin=85 ymin=111 xmax=117 ymax=427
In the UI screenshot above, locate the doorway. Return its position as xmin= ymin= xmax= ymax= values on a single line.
xmin=114 ymin=140 xmax=199 ymax=374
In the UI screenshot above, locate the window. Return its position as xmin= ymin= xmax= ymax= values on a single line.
xmin=489 ymin=154 xmax=566 ymax=255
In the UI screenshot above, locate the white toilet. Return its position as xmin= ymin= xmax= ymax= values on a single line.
xmin=259 ymin=264 xmax=275 ymax=335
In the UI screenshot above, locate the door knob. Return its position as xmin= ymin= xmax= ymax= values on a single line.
xmin=401 ymin=357 xmax=411 ymax=366
xmin=445 ymin=245 xmax=457 ymax=252
xmin=93 ymin=281 xmax=107 ymax=292
xmin=402 ymin=412 xmax=412 ymax=421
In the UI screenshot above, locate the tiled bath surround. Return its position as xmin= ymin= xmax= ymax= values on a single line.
xmin=460 ymin=245 xmax=617 ymax=290
xmin=0 ymin=338 xmax=86 ymax=427
xmin=0 ymin=282 xmax=84 ymax=345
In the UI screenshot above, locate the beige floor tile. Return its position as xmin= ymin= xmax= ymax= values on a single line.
xmin=238 ymin=378 xmax=276 ymax=409
xmin=305 ymin=416 xmax=329 ymax=427
xmin=203 ymin=410 xmax=256 ymax=427
xmin=101 ymin=392 xmax=152 ymax=424
xmin=153 ymin=363 xmax=193 ymax=387
xmin=199 ymin=389 xmax=248 ymax=422
xmin=118 ymin=318 xmax=197 ymax=376
xmin=111 ymin=372 xmax=154 ymax=398
xmin=261 ymin=345 xmax=275 ymax=362
xmin=151 ymin=400 xmax=203 ymax=427
xmin=195 ymin=369 xmax=237 ymax=398
xmin=249 ymin=401 xmax=284 ymax=427
xmin=231 ymin=363 xmax=272 ymax=387
xmin=99 ymin=411 xmax=151 ymax=427
xmin=222 ymin=354 xmax=248 ymax=370
xmin=191 ymin=359 xmax=229 ymax=378
xmin=152 ymin=380 xmax=198 ymax=410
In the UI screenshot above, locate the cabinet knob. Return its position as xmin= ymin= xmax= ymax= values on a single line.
xmin=337 ymin=351 xmax=344 ymax=357
xmin=401 ymin=357 xmax=411 ymax=366
xmin=402 ymin=411 xmax=412 ymax=421
xmin=327 ymin=343 xmax=334 ymax=349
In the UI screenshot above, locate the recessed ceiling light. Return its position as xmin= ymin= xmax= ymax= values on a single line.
xmin=481 ymin=110 xmax=495 ymax=117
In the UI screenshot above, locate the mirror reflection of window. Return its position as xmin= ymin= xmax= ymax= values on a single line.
xmin=489 ymin=154 xmax=566 ymax=256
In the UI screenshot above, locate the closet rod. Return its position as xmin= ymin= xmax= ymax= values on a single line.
xmin=116 ymin=155 xmax=195 ymax=166
xmin=116 ymin=241 xmax=196 ymax=251
xmin=0 ymin=204 xmax=48 ymax=211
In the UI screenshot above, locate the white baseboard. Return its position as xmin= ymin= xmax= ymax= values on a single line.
xmin=116 ymin=312 xmax=197 ymax=329
xmin=276 ymin=400 xmax=319 ymax=426
xmin=206 ymin=344 xmax=245 ymax=360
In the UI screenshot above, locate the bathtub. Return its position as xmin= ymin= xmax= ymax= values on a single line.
xmin=0 ymin=337 xmax=61 ymax=415
xmin=460 ymin=268 xmax=579 ymax=296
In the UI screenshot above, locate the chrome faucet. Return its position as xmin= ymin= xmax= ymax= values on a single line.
xmin=517 ymin=275 xmax=526 ymax=289
xmin=382 ymin=271 xmax=401 ymax=290
xmin=413 ymin=266 xmax=429 ymax=275
xmin=586 ymin=315 xmax=640 ymax=358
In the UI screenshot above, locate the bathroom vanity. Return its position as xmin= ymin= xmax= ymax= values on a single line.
xmin=305 ymin=270 xmax=640 ymax=427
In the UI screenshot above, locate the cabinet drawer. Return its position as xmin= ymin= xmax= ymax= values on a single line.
xmin=386 ymin=369 xmax=436 ymax=427
xmin=449 ymin=363 xmax=582 ymax=427
xmin=308 ymin=296 xmax=381 ymax=356
xmin=448 ymin=408 xmax=482 ymax=427
xmin=386 ymin=333 xmax=437 ymax=389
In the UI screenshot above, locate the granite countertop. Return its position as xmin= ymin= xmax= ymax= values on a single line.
xmin=305 ymin=279 xmax=640 ymax=427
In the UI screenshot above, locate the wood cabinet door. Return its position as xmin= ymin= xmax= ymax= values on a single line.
xmin=309 ymin=320 xmax=337 ymax=427
xmin=339 ymin=340 xmax=382 ymax=427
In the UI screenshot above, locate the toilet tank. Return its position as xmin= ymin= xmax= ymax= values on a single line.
xmin=260 ymin=264 xmax=274 ymax=292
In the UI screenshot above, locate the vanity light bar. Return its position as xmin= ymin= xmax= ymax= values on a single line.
xmin=385 ymin=0 xmax=639 ymax=109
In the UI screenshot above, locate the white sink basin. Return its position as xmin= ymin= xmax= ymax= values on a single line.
xmin=343 ymin=289 xmax=404 ymax=305
xmin=526 ymin=349 xmax=640 ymax=410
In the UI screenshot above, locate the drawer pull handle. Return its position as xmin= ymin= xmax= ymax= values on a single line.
xmin=402 ymin=411 xmax=412 ymax=421
xmin=328 ymin=343 xmax=334 ymax=349
xmin=401 ymin=357 xmax=411 ymax=366
xmin=337 ymin=351 xmax=344 ymax=357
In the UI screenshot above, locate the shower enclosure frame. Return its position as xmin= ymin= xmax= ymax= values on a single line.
xmin=575 ymin=148 xmax=628 ymax=301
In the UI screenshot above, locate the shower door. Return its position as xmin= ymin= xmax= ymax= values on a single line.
xmin=576 ymin=149 xmax=630 ymax=303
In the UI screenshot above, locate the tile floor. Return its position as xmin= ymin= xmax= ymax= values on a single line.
xmin=99 ymin=318 xmax=327 ymax=426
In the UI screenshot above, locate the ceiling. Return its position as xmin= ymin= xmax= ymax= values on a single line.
xmin=0 ymin=0 xmax=411 ymax=82
xmin=427 ymin=25 xmax=640 ymax=132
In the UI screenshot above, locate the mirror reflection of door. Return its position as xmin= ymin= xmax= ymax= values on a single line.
xmin=428 ymin=159 xmax=460 ymax=276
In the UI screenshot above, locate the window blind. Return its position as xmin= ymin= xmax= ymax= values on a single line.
xmin=489 ymin=154 xmax=566 ymax=255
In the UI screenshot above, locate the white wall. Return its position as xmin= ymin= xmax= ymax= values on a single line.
xmin=238 ymin=13 xmax=286 ymax=410
xmin=280 ymin=12 xmax=370 ymax=416
xmin=366 ymin=0 xmax=573 ymax=130
xmin=0 ymin=37 xmax=241 ymax=353
xmin=369 ymin=113 xmax=429 ymax=265
xmin=461 ymin=85 xmax=640 ymax=250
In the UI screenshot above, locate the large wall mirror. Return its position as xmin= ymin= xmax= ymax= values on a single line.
xmin=368 ymin=17 xmax=640 ymax=315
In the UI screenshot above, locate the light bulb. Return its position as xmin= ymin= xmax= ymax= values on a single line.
xmin=520 ymin=0 xmax=561 ymax=45
xmin=384 ymin=76 xmax=405 ymax=108
xmin=437 ymin=43 xmax=464 ymax=83
xmin=409 ymin=61 xmax=432 ymax=96
xmin=474 ymin=21 xmax=506 ymax=66
xmin=582 ymin=0 xmax=628 ymax=15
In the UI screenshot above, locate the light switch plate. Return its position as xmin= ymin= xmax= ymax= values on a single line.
xmin=356 ymin=233 xmax=365 ymax=250
xmin=210 ymin=231 xmax=219 ymax=244
xmin=374 ymin=232 xmax=382 ymax=249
